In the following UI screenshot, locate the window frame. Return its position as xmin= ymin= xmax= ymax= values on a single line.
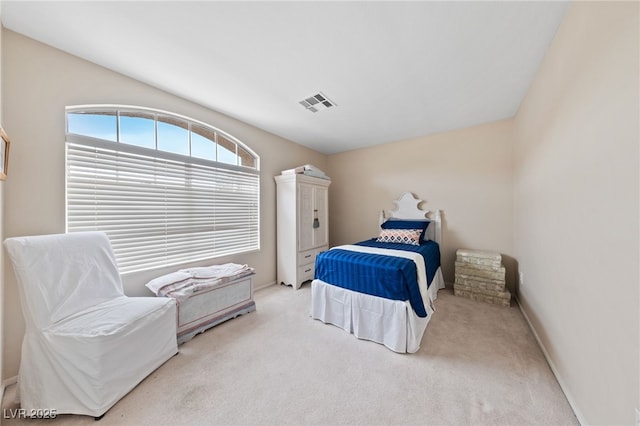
xmin=66 ymin=105 xmax=259 ymax=170
xmin=65 ymin=105 xmax=260 ymax=274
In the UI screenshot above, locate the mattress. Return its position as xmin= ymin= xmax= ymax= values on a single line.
xmin=314 ymin=239 xmax=440 ymax=316
xmin=310 ymin=239 xmax=443 ymax=353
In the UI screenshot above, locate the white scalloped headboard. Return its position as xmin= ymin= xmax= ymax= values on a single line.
xmin=379 ymin=192 xmax=442 ymax=245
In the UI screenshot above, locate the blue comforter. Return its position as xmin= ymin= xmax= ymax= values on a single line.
xmin=314 ymin=239 xmax=440 ymax=317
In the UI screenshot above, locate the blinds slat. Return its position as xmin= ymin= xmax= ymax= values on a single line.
xmin=66 ymin=141 xmax=260 ymax=273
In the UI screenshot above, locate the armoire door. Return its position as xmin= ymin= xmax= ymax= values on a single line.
xmin=298 ymin=183 xmax=329 ymax=251
xmin=297 ymin=183 xmax=315 ymax=251
xmin=312 ymin=185 xmax=328 ymax=247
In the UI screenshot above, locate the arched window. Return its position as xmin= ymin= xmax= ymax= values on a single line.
xmin=65 ymin=105 xmax=260 ymax=273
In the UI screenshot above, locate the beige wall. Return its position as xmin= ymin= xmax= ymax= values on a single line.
xmin=1 ymin=30 xmax=327 ymax=379
xmin=513 ymin=2 xmax=639 ymax=424
xmin=0 ymin=5 xmax=4 ymax=390
xmin=327 ymin=120 xmax=515 ymax=288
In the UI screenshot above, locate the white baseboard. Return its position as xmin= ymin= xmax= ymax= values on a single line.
xmin=1 ymin=375 xmax=18 ymax=407
xmin=515 ymin=295 xmax=585 ymax=425
xmin=254 ymin=280 xmax=276 ymax=292
xmin=1 ymin=375 xmax=17 ymax=389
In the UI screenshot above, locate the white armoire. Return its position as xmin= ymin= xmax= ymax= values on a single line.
xmin=274 ymin=173 xmax=331 ymax=289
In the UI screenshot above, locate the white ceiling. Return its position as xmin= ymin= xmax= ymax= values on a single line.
xmin=1 ymin=1 xmax=569 ymax=155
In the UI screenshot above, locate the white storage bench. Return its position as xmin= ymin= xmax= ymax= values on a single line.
xmin=145 ymin=264 xmax=256 ymax=344
xmin=176 ymin=273 xmax=255 ymax=344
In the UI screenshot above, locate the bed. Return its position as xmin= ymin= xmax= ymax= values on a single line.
xmin=310 ymin=192 xmax=445 ymax=353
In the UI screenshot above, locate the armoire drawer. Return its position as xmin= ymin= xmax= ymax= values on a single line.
xmin=297 ymin=246 xmax=328 ymax=266
xmin=298 ymin=248 xmax=316 ymax=266
xmin=298 ymin=263 xmax=315 ymax=283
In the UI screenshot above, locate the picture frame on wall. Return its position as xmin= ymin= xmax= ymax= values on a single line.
xmin=0 ymin=128 xmax=10 ymax=181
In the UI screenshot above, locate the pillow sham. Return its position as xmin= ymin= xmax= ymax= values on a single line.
xmin=376 ymin=228 xmax=422 ymax=246
xmin=381 ymin=219 xmax=430 ymax=241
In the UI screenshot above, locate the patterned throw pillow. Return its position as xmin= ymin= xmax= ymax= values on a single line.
xmin=376 ymin=228 xmax=422 ymax=245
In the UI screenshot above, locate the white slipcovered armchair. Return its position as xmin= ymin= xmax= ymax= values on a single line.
xmin=4 ymin=231 xmax=178 ymax=418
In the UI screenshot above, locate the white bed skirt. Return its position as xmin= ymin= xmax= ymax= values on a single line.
xmin=310 ymin=267 xmax=445 ymax=353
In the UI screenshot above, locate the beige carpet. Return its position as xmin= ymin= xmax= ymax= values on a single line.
xmin=2 ymin=285 xmax=578 ymax=425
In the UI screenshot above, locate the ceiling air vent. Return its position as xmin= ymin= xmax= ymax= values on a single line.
xmin=299 ymin=92 xmax=336 ymax=113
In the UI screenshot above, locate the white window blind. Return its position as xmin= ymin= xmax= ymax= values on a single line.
xmin=66 ymin=141 xmax=260 ymax=273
